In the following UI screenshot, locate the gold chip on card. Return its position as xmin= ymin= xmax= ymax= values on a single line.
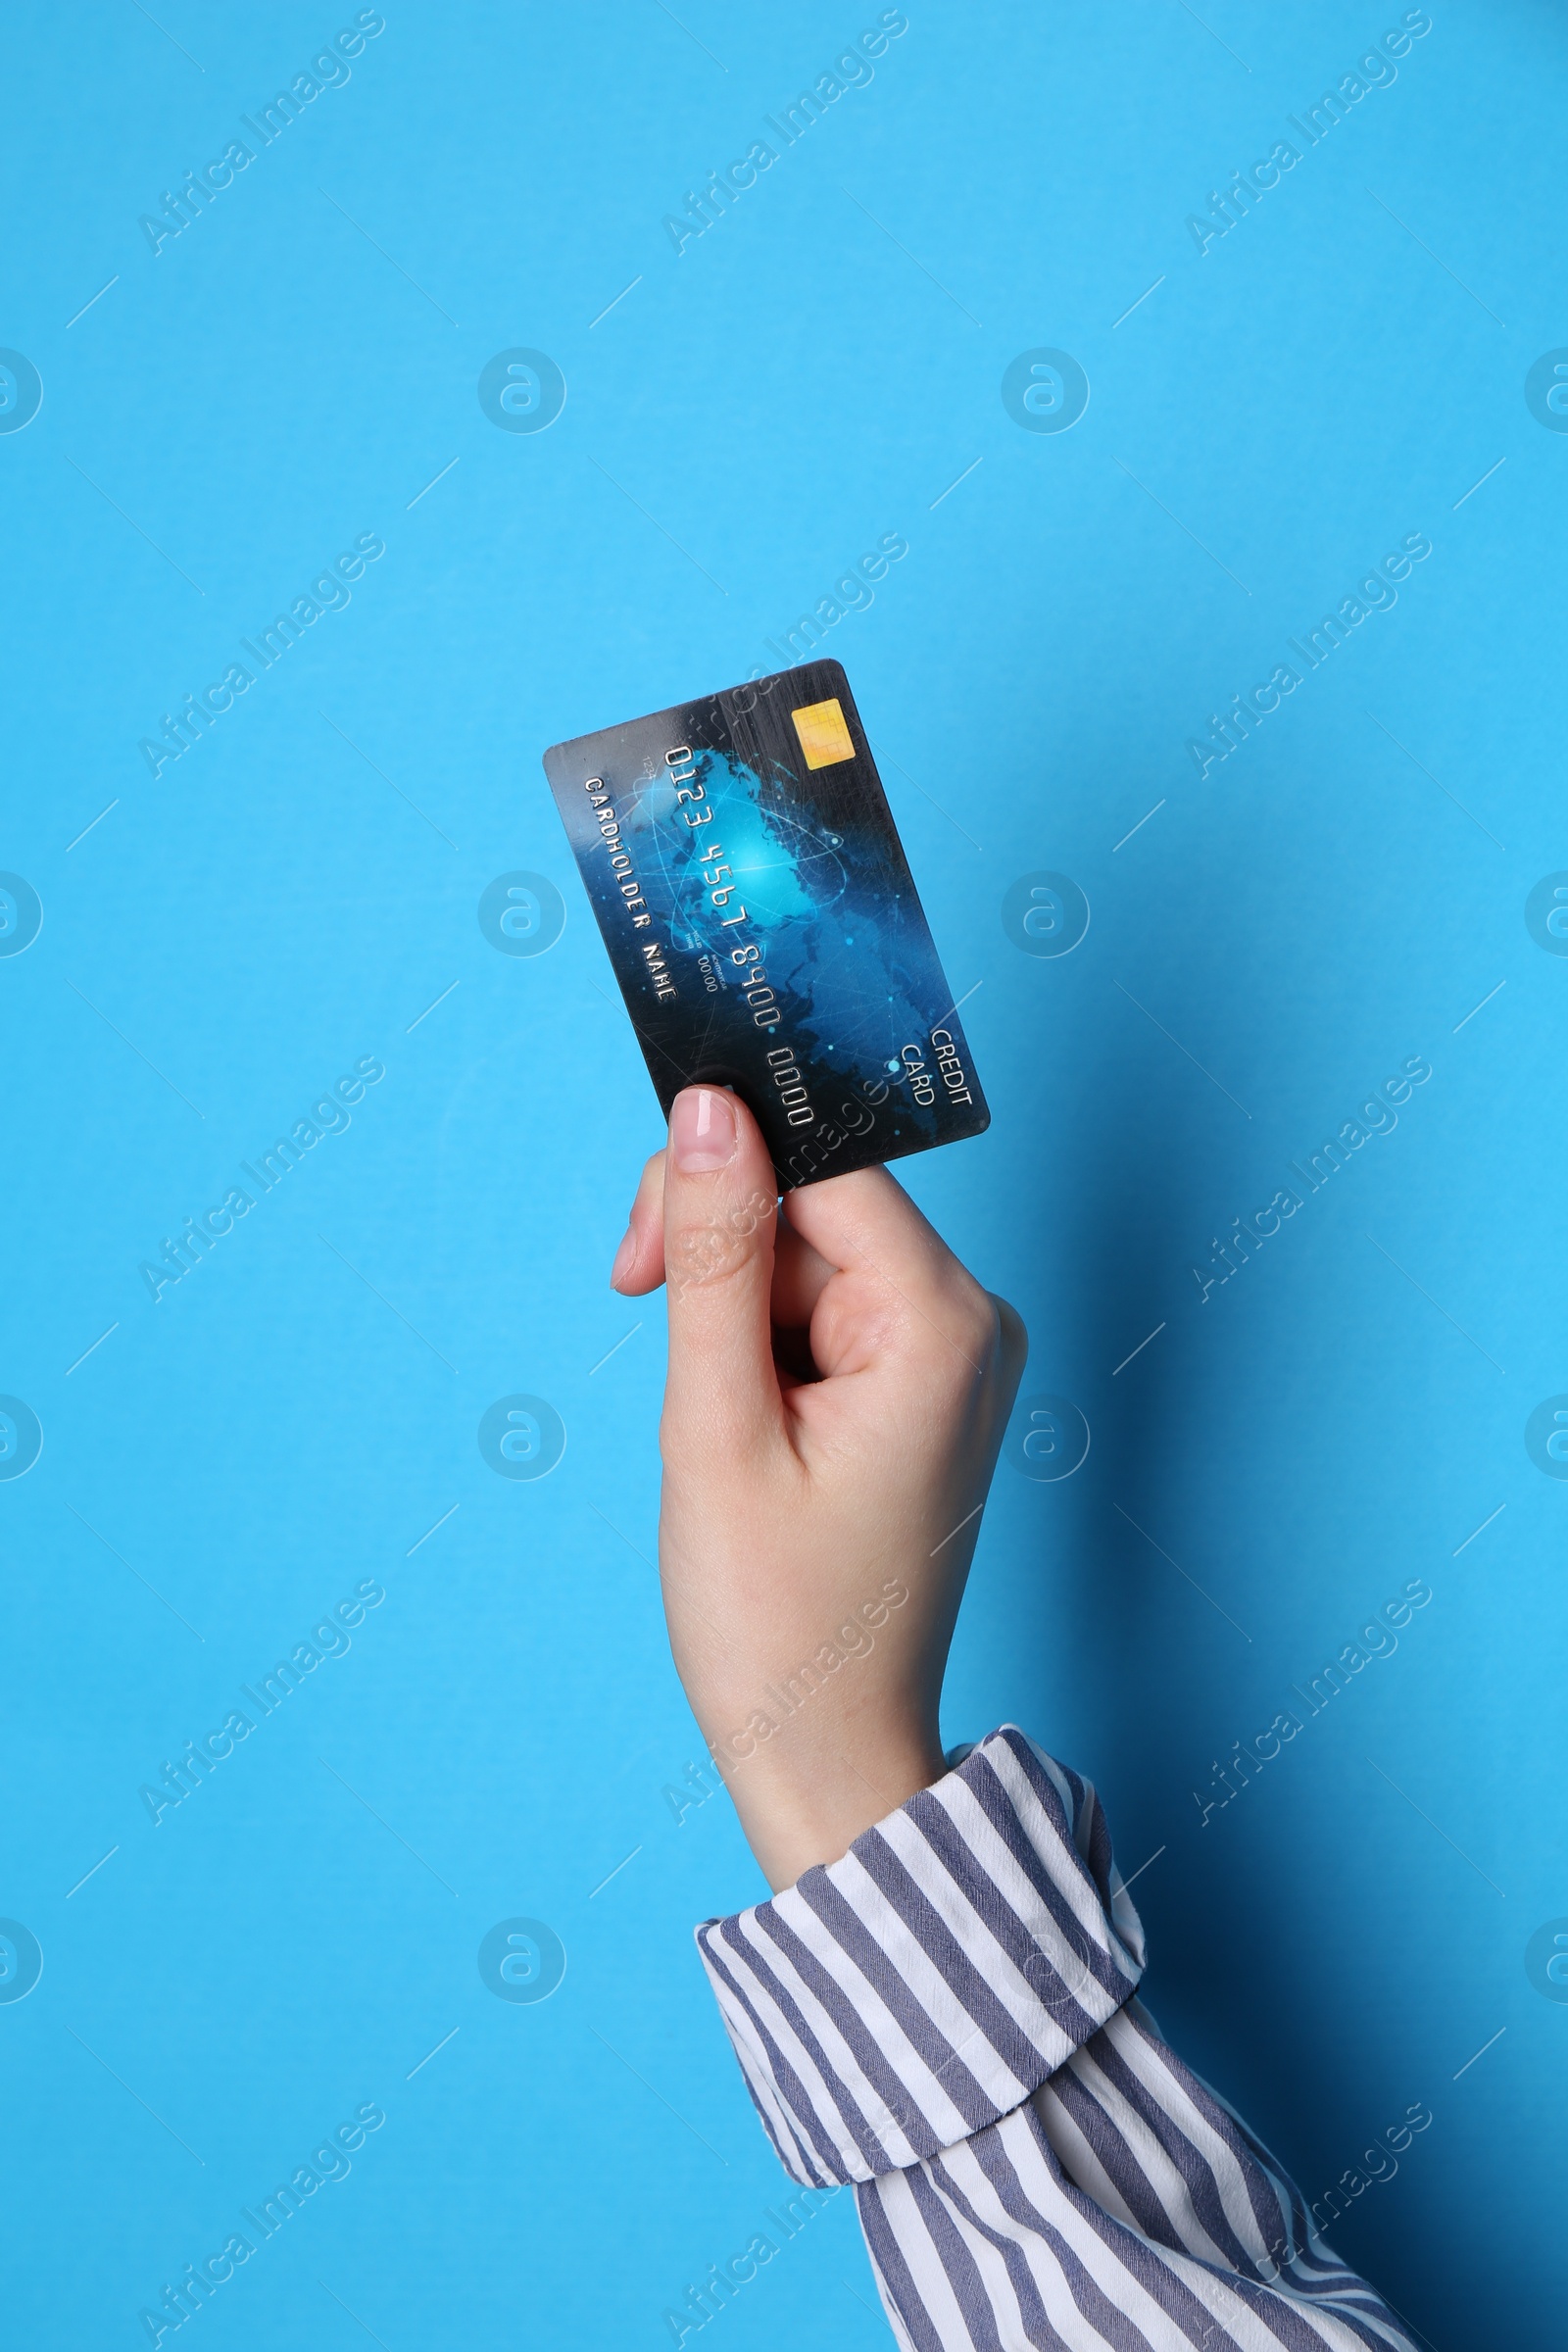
xmin=790 ymin=696 xmax=857 ymax=769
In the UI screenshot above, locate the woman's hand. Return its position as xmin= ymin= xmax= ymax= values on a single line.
xmin=612 ymin=1085 xmax=1026 ymax=1890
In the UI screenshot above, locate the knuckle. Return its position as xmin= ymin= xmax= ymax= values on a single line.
xmin=993 ymin=1292 xmax=1029 ymax=1372
xmin=940 ymin=1272 xmax=1000 ymax=1363
xmin=667 ymin=1191 xmax=775 ymax=1298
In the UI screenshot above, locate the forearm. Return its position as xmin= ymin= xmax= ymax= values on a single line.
xmin=695 ymin=1729 xmax=1419 ymax=2352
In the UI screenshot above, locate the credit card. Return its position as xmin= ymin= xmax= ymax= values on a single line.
xmin=542 ymin=659 xmax=988 ymax=1188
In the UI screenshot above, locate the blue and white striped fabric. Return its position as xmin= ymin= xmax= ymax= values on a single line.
xmin=696 ymin=1726 xmax=1415 ymax=2351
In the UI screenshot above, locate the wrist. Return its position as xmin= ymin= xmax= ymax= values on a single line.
xmin=714 ymin=1713 xmax=948 ymax=1890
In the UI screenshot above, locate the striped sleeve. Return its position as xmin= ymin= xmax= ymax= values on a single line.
xmin=695 ymin=1726 xmax=1419 ymax=2352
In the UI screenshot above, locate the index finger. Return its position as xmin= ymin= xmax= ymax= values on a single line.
xmin=782 ymin=1161 xmax=1002 ymax=1378
xmin=611 ymin=1147 xmax=668 ymax=1296
xmin=782 ymin=1160 xmax=958 ymax=1289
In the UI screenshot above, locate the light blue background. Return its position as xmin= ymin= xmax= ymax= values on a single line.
xmin=1 ymin=4 xmax=1561 ymax=2344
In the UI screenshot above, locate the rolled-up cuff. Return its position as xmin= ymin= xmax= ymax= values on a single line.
xmin=695 ymin=1725 xmax=1146 ymax=2186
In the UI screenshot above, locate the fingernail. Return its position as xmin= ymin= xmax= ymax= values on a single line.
xmin=671 ymin=1087 xmax=737 ymax=1173
xmin=610 ymin=1226 xmax=636 ymax=1287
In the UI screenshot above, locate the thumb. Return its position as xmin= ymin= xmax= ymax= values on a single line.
xmin=662 ymin=1087 xmax=782 ymax=1452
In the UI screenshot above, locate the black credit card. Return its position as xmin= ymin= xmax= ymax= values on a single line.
xmin=542 ymin=660 xmax=988 ymax=1188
